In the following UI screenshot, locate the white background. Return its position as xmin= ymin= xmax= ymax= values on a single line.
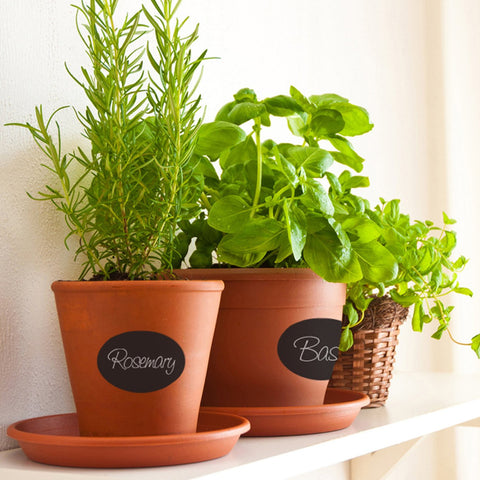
xmin=1 ymin=0 xmax=480 ymax=477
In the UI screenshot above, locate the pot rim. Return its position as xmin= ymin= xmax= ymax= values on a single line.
xmin=176 ymin=267 xmax=340 ymax=283
xmin=51 ymin=279 xmax=224 ymax=293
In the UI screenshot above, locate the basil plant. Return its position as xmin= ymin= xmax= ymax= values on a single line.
xmin=179 ymin=86 xmax=397 ymax=286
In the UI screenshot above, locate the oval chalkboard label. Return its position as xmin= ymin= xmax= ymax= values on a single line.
xmin=277 ymin=318 xmax=341 ymax=380
xmin=97 ymin=331 xmax=185 ymax=393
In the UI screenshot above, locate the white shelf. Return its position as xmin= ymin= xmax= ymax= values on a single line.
xmin=2 ymin=372 xmax=480 ymax=480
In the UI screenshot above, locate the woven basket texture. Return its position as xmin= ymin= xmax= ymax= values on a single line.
xmin=329 ymin=296 xmax=409 ymax=407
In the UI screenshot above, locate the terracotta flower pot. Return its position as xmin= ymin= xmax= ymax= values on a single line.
xmin=51 ymin=280 xmax=224 ymax=437
xmin=178 ymin=269 xmax=346 ymax=407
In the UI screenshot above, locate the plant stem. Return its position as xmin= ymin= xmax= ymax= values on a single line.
xmin=347 ymin=309 xmax=366 ymax=330
xmin=446 ymin=327 xmax=472 ymax=347
xmin=105 ymin=3 xmax=136 ymax=274
xmin=251 ymin=117 xmax=263 ymax=217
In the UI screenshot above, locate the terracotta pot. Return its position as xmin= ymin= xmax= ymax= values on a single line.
xmin=177 ymin=269 xmax=346 ymax=407
xmin=51 ymin=280 xmax=224 ymax=437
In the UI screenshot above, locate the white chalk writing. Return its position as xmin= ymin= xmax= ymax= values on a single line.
xmin=106 ymin=348 xmax=176 ymax=375
xmin=293 ymin=336 xmax=339 ymax=362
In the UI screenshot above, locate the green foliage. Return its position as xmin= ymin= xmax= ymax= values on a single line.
xmin=179 ymin=86 xmax=397 ymax=286
xmin=178 ymin=86 xmax=478 ymax=358
xmin=344 ymin=198 xmax=477 ymax=356
xmin=9 ymin=0 xmax=207 ymax=279
xmin=472 ymin=334 xmax=480 ymax=359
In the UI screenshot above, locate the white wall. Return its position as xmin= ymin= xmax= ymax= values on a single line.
xmin=1 ymin=0 xmax=479 ymax=461
xmin=1 ymin=0 xmax=84 ymax=451
xmin=441 ymin=0 xmax=480 ymax=374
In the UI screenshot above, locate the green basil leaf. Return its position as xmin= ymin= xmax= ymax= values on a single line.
xmin=208 ymin=195 xmax=252 ymax=233
xmin=220 ymin=164 xmax=246 ymax=186
xmin=218 ymin=218 xmax=284 ymax=253
xmin=310 ymin=109 xmax=345 ymax=136
xmin=343 ymin=302 xmax=359 ymax=326
xmin=290 ymin=86 xmax=315 ymax=112
xmin=390 ymin=289 xmax=419 ymax=307
xmin=215 ymin=101 xmax=236 ymax=121
xmin=189 ymin=250 xmax=213 ymax=268
xmin=195 ymin=121 xmax=246 ymax=158
xmin=300 ymin=181 xmax=335 ymax=216
xmin=471 ymin=334 xmax=480 ymax=359
xmin=453 ymin=256 xmax=468 ymax=269
xmin=412 ymin=301 xmax=425 ymax=332
xmin=309 ymin=93 xmax=349 ymax=107
xmin=432 ymin=325 xmax=447 ymax=340
xmin=342 ymin=175 xmax=370 ymax=190
xmin=440 ymin=230 xmax=457 ymax=254
xmin=283 ymin=202 xmax=307 ymax=261
xmin=330 ymin=151 xmax=363 ymax=173
xmin=339 ymin=327 xmax=354 ymax=352
xmin=328 ymin=135 xmax=365 ymax=172
xmin=383 ymin=199 xmax=400 ymax=225
xmin=287 ymin=113 xmax=308 ymax=137
xmin=306 ymin=212 xmax=329 ymax=234
xmin=453 ymin=287 xmax=473 ymax=297
xmin=335 ymin=103 xmax=374 ymax=136
xmin=171 ymin=232 xmax=191 ymax=268
xmin=416 ymin=246 xmax=435 ymax=274
xmin=288 ymin=146 xmax=334 ymax=177
xmin=220 ymin=136 xmax=257 ymax=169
xmin=277 ymin=143 xmax=297 ymax=157
xmin=244 ymin=161 xmax=258 ymax=201
xmin=442 ymin=212 xmax=457 ymax=225
xmin=193 ymin=155 xmax=219 ymax=180
xmin=342 ymin=217 xmax=381 ymax=243
xmin=331 ymin=197 xmax=349 ymax=216
xmin=309 ymin=96 xmax=373 ymax=136
xmin=328 ymin=218 xmax=351 ymax=247
xmin=350 ymin=288 xmax=373 ymax=312
xmin=274 ymin=148 xmax=297 ymax=184
xmin=197 ymin=219 xmax=223 ymax=245
xmin=228 ymin=102 xmax=266 ymax=125
xmin=352 ymin=240 xmax=398 ymax=283
xmin=304 ymin=228 xmax=362 ymax=283
xmin=217 ymin=248 xmax=265 ymax=267
xmin=382 ymin=226 xmax=407 ymax=256
xmin=260 ymin=110 xmax=271 ymax=126
xmin=326 ymin=172 xmax=343 ymax=194
xmin=346 ymin=193 xmax=368 ymax=214
xmin=233 ymin=88 xmax=257 ymax=102
xmin=430 ymin=265 xmax=443 ymax=290
xmin=263 ymin=95 xmax=302 ymax=117
xmin=275 ymin=231 xmax=293 ymax=264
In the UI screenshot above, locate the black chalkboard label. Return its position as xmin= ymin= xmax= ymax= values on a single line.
xmin=97 ymin=331 xmax=185 ymax=393
xmin=277 ymin=318 xmax=341 ymax=380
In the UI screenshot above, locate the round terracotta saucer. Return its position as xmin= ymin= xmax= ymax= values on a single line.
xmin=202 ymin=388 xmax=370 ymax=436
xmin=7 ymin=410 xmax=250 ymax=468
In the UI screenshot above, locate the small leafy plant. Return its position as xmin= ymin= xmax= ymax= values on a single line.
xmin=8 ymin=0 xmax=206 ymax=280
xmin=180 ymin=87 xmax=398 ymax=287
xmin=344 ymin=199 xmax=480 ymax=357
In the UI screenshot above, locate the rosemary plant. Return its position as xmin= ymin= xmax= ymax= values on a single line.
xmin=9 ymin=0 xmax=206 ymax=280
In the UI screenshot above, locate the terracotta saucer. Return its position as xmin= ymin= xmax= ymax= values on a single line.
xmin=202 ymin=388 xmax=370 ymax=436
xmin=7 ymin=410 xmax=250 ymax=468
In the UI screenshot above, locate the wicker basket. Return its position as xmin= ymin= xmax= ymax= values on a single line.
xmin=329 ymin=296 xmax=409 ymax=407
